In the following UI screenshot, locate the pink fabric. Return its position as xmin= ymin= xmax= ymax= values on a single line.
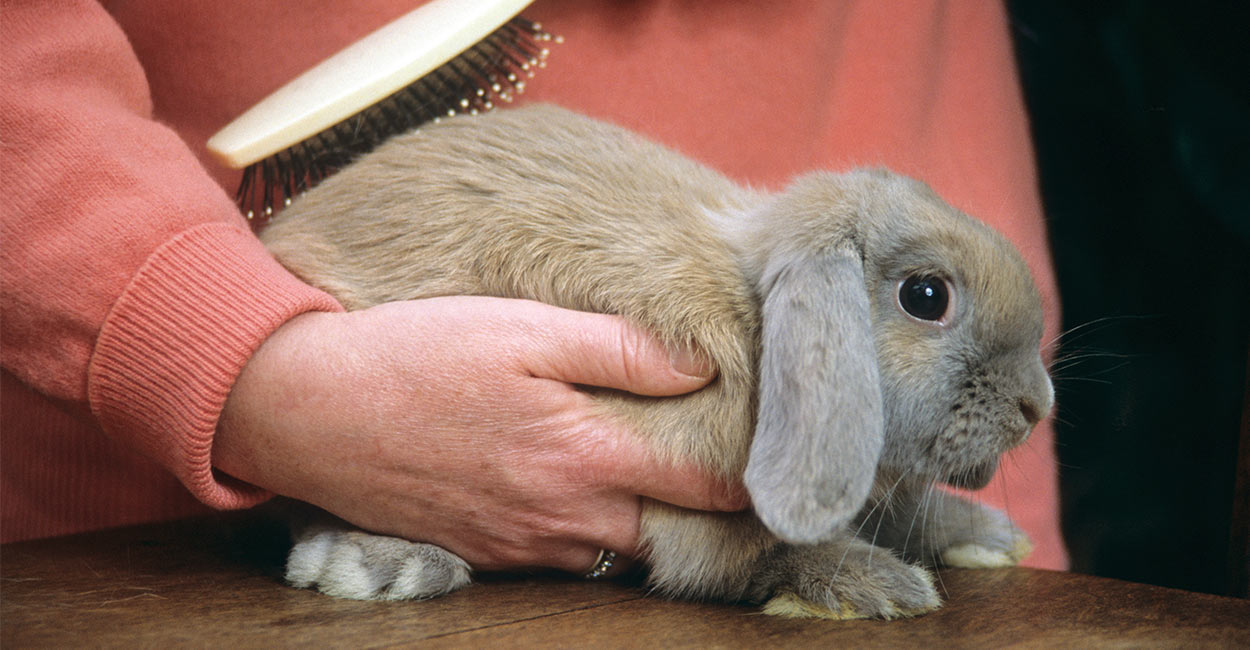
xmin=1 ymin=0 xmax=1065 ymax=569
xmin=1 ymin=0 xmax=343 ymax=539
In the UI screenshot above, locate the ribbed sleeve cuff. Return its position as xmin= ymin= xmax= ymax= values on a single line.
xmin=87 ymin=222 xmax=343 ymax=509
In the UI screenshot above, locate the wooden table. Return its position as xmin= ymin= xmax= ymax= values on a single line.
xmin=3 ymin=513 xmax=1247 ymax=647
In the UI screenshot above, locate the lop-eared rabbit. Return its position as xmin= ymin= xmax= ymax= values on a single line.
xmin=259 ymin=104 xmax=1052 ymax=619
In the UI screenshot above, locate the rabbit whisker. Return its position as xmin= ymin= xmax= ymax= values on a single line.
xmin=920 ymin=480 xmax=951 ymax=598
xmin=1043 ymin=314 xmax=1157 ymax=351
xmin=846 ymin=473 xmax=906 ymax=573
xmin=864 ymin=469 xmax=916 ymax=568
xmin=1048 ymin=352 xmax=1137 ymax=376
xmin=1053 ymin=376 xmax=1113 ymax=387
xmin=900 ymin=483 xmax=928 ymax=563
xmin=1049 ymin=349 xmax=1138 ymax=373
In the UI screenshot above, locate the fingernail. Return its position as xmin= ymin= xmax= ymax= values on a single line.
xmin=669 ymin=345 xmax=715 ymax=379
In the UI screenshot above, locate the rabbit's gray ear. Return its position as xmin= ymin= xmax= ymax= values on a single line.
xmin=745 ymin=246 xmax=884 ymax=544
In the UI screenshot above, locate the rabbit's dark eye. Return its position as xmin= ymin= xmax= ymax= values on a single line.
xmin=899 ymin=275 xmax=950 ymax=322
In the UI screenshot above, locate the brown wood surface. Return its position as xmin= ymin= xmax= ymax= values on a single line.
xmin=3 ymin=512 xmax=1248 ymax=648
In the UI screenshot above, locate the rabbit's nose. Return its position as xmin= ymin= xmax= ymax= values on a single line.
xmin=1019 ymin=368 xmax=1054 ymax=427
xmin=1018 ymin=396 xmax=1046 ymax=426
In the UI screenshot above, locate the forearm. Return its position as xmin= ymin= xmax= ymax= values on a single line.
xmin=0 ymin=0 xmax=341 ymax=507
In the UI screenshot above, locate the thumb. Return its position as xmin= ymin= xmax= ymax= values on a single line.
xmin=518 ymin=305 xmax=716 ymax=396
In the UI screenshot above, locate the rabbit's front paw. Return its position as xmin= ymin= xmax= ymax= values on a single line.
xmin=750 ymin=540 xmax=940 ymax=620
xmin=859 ymin=486 xmax=1033 ymax=569
xmin=940 ymin=529 xmax=1032 ymax=569
xmin=286 ymin=526 xmax=471 ymax=600
xmin=935 ymin=502 xmax=1032 ymax=569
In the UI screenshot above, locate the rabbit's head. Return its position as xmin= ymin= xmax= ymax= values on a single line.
xmin=735 ymin=169 xmax=1052 ymax=544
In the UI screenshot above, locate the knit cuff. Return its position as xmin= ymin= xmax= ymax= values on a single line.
xmin=87 ymin=222 xmax=343 ymax=509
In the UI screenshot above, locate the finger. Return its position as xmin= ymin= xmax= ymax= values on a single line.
xmin=516 ymin=304 xmax=717 ymax=397
xmin=537 ymin=492 xmax=642 ymax=575
xmin=603 ymin=438 xmax=750 ymax=513
xmin=570 ymin=547 xmax=635 ymax=579
xmin=632 ymin=461 xmax=750 ymax=513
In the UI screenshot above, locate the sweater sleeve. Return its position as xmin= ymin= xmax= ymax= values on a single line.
xmin=0 ymin=1 xmax=342 ymax=508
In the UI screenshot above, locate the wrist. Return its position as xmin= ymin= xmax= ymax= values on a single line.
xmin=88 ymin=223 xmax=342 ymax=508
xmin=214 ymin=309 xmax=341 ymax=495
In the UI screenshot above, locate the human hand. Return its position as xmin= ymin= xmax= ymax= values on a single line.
xmin=215 ymin=296 xmax=747 ymax=573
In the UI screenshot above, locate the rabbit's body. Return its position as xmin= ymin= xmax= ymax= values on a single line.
xmin=260 ymin=104 xmax=1052 ymax=618
xmin=263 ymin=105 xmax=763 ymax=480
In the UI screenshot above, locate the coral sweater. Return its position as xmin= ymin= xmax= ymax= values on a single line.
xmin=0 ymin=0 xmax=1065 ymax=569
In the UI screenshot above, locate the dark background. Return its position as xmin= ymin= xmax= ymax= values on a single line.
xmin=1006 ymin=1 xmax=1249 ymax=596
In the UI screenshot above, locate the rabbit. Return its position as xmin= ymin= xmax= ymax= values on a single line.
xmin=258 ymin=103 xmax=1053 ymax=619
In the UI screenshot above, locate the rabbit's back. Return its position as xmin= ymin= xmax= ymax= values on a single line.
xmin=262 ymin=104 xmax=764 ymax=477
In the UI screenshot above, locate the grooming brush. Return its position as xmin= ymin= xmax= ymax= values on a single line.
xmin=206 ymin=0 xmax=561 ymax=227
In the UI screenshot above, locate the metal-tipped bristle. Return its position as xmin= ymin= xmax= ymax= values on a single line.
xmin=236 ymin=16 xmax=558 ymax=227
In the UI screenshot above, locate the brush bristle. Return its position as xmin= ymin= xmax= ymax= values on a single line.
xmin=236 ymin=16 xmax=560 ymax=226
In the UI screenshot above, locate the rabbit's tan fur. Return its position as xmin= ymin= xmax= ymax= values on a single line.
xmin=261 ymin=104 xmax=1052 ymax=619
